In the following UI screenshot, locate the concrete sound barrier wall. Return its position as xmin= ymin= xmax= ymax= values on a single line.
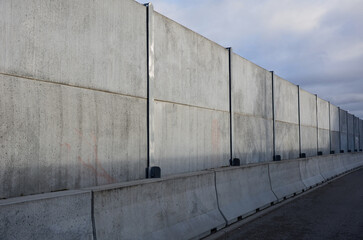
xmin=274 ymin=75 xmax=300 ymax=160
xmin=215 ymin=164 xmax=277 ymax=224
xmin=0 ymin=74 xmax=147 ymax=199
xmin=340 ymin=110 xmax=348 ymax=152
xmin=330 ymin=105 xmax=340 ymax=153
xmin=268 ymin=160 xmax=306 ymax=200
xmin=299 ymin=158 xmax=325 ymax=188
xmin=151 ymin=12 xmax=230 ymax=176
xmin=0 ymin=0 xmax=148 ymax=199
xmin=348 ymin=113 xmax=354 ymax=151
xmin=299 ymin=89 xmax=318 ymax=157
xmin=0 ymin=190 xmax=93 ymax=240
xmin=91 ymin=171 xmax=226 ymax=240
xmin=353 ymin=117 xmax=360 ymax=151
xmin=231 ymin=54 xmax=273 ymax=164
xmin=317 ymin=98 xmax=330 ymax=155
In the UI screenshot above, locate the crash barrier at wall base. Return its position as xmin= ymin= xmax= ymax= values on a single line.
xmin=90 ymin=171 xmax=226 ymax=240
xmin=318 ymin=154 xmax=346 ymax=180
xmin=0 ymin=190 xmax=93 ymax=240
xmin=269 ymin=160 xmax=307 ymax=200
xmin=1 ymin=153 xmax=362 ymax=240
xmin=299 ymin=157 xmax=325 ymax=188
xmin=215 ymin=164 xmax=277 ymax=224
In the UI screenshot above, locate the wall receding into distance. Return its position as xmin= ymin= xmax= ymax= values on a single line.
xmin=0 ymin=0 xmax=362 ymax=199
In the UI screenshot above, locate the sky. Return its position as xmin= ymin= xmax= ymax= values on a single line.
xmin=137 ymin=0 xmax=363 ymax=118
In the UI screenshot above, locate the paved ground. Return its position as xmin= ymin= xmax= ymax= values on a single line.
xmin=215 ymin=168 xmax=363 ymax=240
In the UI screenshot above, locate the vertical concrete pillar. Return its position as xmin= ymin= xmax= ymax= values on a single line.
xmin=145 ymin=3 xmax=156 ymax=177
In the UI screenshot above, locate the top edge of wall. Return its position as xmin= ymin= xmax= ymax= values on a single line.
xmin=232 ymin=52 xmax=271 ymax=73
xmin=154 ymin=11 xmax=229 ymax=52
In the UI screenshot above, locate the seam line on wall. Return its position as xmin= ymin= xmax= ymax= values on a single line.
xmin=0 ymin=72 xmax=147 ymax=100
xmin=213 ymin=171 xmax=228 ymax=226
xmin=153 ymin=99 xmax=229 ymax=113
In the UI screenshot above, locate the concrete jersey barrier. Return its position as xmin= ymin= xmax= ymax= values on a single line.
xmin=318 ymin=155 xmax=343 ymax=180
xmin=0 ymin=190 xmax=93 ymax=240
xmin=90 ymin=171 xmax=226 ymax=240
xmin=299 ymin=157 xmax=325 ymax=188
xmin=214 ymin=164 xmax=277 ymax=224
xmin=269 ymin=160 xmax=306 ymax=200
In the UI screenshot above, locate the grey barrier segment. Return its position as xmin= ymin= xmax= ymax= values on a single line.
xmin=214 ymin=164 xmax=277 ymax=224
xmin=152 ymin=11 xmax=230 ymax=176
xmin=0 ymin=74 xmax=147 ymax=199
xmin=268 ymin=159 xmax=306 ymax=200
xmin=231 ymin=53 xmax=273 ymax=164
xmin=273 ymin=75 xmax=300 ymax=160
xmin=90 ymin=170 xmax=226 ymax=240
xmin=0 ymin=190 xmax=93 ymax=240
xmin=340 ymin=110 xmax=348 ymax=152
xmin=317 ymin=97 xmax=330 ymax=155
xmin=299 ymin=157 xmax=325 ymax=188
xmin=318 ymin=154 xmax=346 ymax=180
xmin=0 ymin=0 xmax=147 ymax=98
xmin=330 ymin=104 xmax=340 ymax=153
xmin=299 ymin=88 xmax=318 ymax=157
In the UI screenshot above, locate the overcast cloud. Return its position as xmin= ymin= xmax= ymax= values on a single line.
xmin=138 ymin=0 xmax=363 ymax=118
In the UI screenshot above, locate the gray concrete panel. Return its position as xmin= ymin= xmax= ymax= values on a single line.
xmin=348 ymin=113 xmax=354 ymax=151
xmin=360 ymin=120 xmax=363 ymax=150
xmin=215 ymin=164 xmax=277 ymax=224
xmin=353 ymin=117 xmax=359 ymax=150
xmin=233 ymin=114 xmax=273 ymax=164
xmin=340 ymin=110 xmax=348 ymax=152
xmin=231 ymin=54 xmax=272 ymax=118
xmin=331 ymin=131 xmax=340 ymax=153
xmin=318 ymin=129 xmax=330 ymax=155
xmin=330 ymin=105 xmax=340 ymax=132
xmin=92 ymin=171 xmax=226 ymax=240
xmin=274 ymin=75 xmax=299 ymax=124
xmin=269 ymin=160 xmax=306 ymax=199
xmin=152 ymin=101 xmax=229 ymax=176
xmin=300 ymin=89 xmax=317 ymax=127
xmin=0 ymin=190 xmax=92 ymax=240
xmin=153 ymin=12 xmax=229 ymax=111
xmin=300 ymin=125 xmax=317 ymax=157
xmin=317 ymin=98 xmax=329 ymax=130
xmin=0 ymin=0 xmax=147 ymax=97
xmin=299 ymin=158 xmax=324 ymax=188
xmin=0 ymin=75 xmax=147 ymax=199
xmin=275 ymin=121 xmax=299 ymax=160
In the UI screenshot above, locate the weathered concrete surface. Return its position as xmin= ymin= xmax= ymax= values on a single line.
xmin=215 ymin=164 xmax=277 ymax=224
xmin=274 ymin=75 xmax=299 ymax=160
xmin=152 ymin=12 xmax=230 ymax=175
xmin=317 ymin=98 xmax=330 ymax=154
xmin=0 ymin=74 xmax=147 ymax=199
xmin=215 ymin=167 xmax=363 ymax=240
xmin=0 ymin=0 xmax=147 ymax=97
xmin=353 ymin=117 xmax=360 ymax=150
xmin=299 ymin=158 xmax=324 ymax=188
xmin=91 ymin=171 xmax=226 ymax=240
xmin=153 ymin=101 xmax=229 ymax=175
xmin=360 ymin=119 xmax=363 ymax=150
xmin=340 ymin=110 xmax=348 ymax=152
xmin=0 ymin=190 xmax=92 ymax=240
xmin=299 ymin=89 xmax=317 ymax=157
xmin=231 ymin=54 xmax=273 ymax=164
xmin=330 ymin=105 xmax=340 ymax=153
xmin=269 ymin=160 xmax=306 ymax=200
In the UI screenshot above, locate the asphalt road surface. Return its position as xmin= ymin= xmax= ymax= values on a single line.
xmin=216 ymin=168 xmax=363 ymax=240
